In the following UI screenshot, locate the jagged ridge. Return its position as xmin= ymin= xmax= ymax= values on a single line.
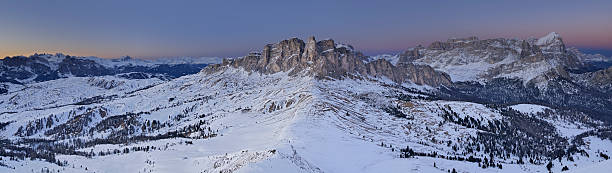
xmin=205 ymin=37 xmax=452 ymax=86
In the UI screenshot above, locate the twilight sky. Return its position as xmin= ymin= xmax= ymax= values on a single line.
xmin=1 ymin=0 xmax=611 ymax=59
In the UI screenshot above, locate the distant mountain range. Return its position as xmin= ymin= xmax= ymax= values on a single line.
xmin=0 ymin=54 xmax=222 ymax=84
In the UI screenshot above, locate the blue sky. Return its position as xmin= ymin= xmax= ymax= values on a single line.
xmin=1 ymin=0 xmax=611 ymax=58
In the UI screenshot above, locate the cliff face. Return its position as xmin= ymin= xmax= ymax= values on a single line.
xmin=204 ymin=37 xmax=452 ymax=86
xmin=588 ymin=66 xmax=612 ymax=92
xmin=394 ymin=32 xmax=584 ymax=85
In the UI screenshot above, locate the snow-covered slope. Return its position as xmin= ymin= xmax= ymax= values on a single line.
xmin=1 ymin=66 xmax=610 ymax=173
xmin=365 ymin=54 xmax=399 ymax=65
xmin=0 ymin=76 xmax=164 ymax=113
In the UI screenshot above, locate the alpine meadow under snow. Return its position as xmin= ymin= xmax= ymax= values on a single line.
xmin=1 ymin=33 xmax=612 ymax=173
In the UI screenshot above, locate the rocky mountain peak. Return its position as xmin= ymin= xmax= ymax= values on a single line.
xmin=205 ymin=37 xmax=452 ymax=86
xmin=536 ymin=32 xmax=561 ymax=45
xmin=535 ymin=32 xmax=566 ymax=53
xmin=376 ymin=32 xmax=588 ymax=85
xmin=448 ymin=36 xmax=479 ymax=43
xmin=117 ymin=56 xmax=134 ymax=61
xmin=302 ymin=36 xmax=318 ymax=60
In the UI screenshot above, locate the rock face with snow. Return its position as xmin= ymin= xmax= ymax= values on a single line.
xmin=535 ymin=32 xmax=566 ymax=53
xmin=569 ymin=47 xmax=612 ymax=71
xmin=206 ymin=37 xmax=452 ymax=86
xmin=202 ymin=34 xmax=612 ymax=129
xmin=579 ymin=66 xmax=612 ymax=93
xmin=592 ymin=66 xmax=612 ymax=85
xmin=0 ymin=54 xmax=218 ymax=84
xmin=365 ymin=33 xmax=612 ymax=121
xmin=397 ymin=32 xmax=583 ymax=84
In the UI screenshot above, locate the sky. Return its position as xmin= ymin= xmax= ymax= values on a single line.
xmin=0 ymin=0 xmax=611 ymax=59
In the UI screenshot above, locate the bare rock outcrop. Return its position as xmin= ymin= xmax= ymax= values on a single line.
xmin=397 ymin=32 xmax=585 ymax=84
xmin=588 ymin=66 xmax=612 ymax=88
xmin=204 ymin=37 xmax=452 ymax=86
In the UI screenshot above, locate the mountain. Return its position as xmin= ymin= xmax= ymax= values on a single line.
xmin=0 ymin=34 xmax=611 ymax=173
xmin=390 ymin=32 xmax=583 ymax=84
xmin=205 ymin=37 xmax=452 ymax=86
xmin=0 ymin=53 xmax=220 ymax=85
xmin=369 ymin=32 xmax=612 ymax=122
xmin=569 ymin=48 xmax=612 ymax=71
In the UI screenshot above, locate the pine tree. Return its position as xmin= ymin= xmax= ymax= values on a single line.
xmin=561 ymin=166 xmax=569 ymax=171
xmin=546 ymin=161 xmax=553 ymax=172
